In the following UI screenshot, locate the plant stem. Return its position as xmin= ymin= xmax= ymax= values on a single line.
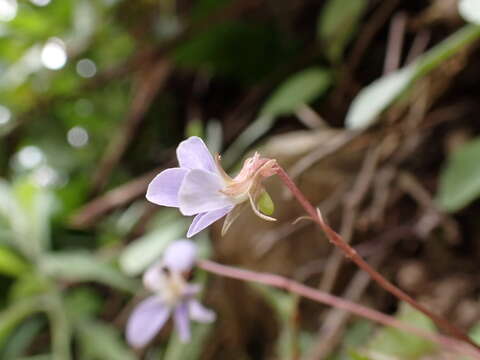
xmin=198 ymin=259 xmax=480 ymax=359
xmin=274 ymin=165 xmax=480 ymax=351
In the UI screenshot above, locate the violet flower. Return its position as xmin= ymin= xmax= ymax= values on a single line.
xmin=146 ymin=136 xmax=277 ymax=237
xmin=126 ymin=240 xmax=215 ymax=347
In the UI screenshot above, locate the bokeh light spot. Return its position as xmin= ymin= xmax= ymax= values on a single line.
xmin=41 ymin=38 xmax=67 ymax=70
xmin=0 ymin=0 xmax=17 ymax=22
xmin=0 ymin=104 xmax=11 ymax=125
xmin=76 ymin=58 xmax=97 ymax=78
xmin=67 ymin=126 xmax=89 ymax=148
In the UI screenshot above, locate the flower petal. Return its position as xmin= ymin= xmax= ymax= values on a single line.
xmin=173 ymin=302 xmax=191 ymax=343
xmin=188 ymin=299 xmax=216 ymax=323
xmin=146 ymin=168 xmax=188 ymax=207
xmin=126 ymin=296 xmax=171 ymax=348
xmin=176 ymin=136 xmax=216 ymax=173
xmin=179 ymin=169 xmax=235 ymax=216
xmin=142 ymin=261 xmax=163 ymax=292
xmin=187 ymin=206 xmax=233 ymax=238
xmin=163 ymin=239 xmax=198 ymax=272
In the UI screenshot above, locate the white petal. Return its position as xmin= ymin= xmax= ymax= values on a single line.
xmin=176 ymin=136 xmax=216 ymax=173
xmin=178 ymin=169 xmax=235 ymax=216
xmin=187 ymin=206 xmax=233 ymax=238
xmin=188 ymin=299 xmax=216 ymax=323
xmin=146 ymin=168 xmax=188 ymax=207
xmin=173 ymin=302 xmax=191 ymax=342
xmin=163 ymin=239 xmax=198 ymax=272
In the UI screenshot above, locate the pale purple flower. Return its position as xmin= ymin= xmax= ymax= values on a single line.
xmin=146 ymin=136 xmax=278 ymax=237
xmin=126 ymin=240 xmax=215 ymax=347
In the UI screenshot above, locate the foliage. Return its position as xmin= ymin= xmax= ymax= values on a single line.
xmin=0 ymin=0 xmax=479 ymax=358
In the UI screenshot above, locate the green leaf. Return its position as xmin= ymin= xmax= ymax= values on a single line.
xmin=77 ymin=320 xmax=136 ymax=360
xmin=346 ymin=25 xmax=480 ymax=129
xmin=345 ymin=66 xmax=416 ymax=129
xmin=261 ymin=67 xmax=331 ymax=117
xmin=9 ymin=273 xmax=51 ymax=302
xmin=0 ymin=297 xmax=44 ymax=349
xmin=43 ymin=293 xmax=72 ymax=360
xmin=1 ymin=318 xmax=44 ymax=360
xmin=39 ymin=252 xmax=137 ymax=293
xmin=163 ymin=323 xmax=213 ymax=360
xmin=437 ymin=137 xmax=480 ymax=212
xmin=222 ymin=67 xmax=331 ymax=167
xmin=13 ymin=178 xmax=55 ymax=258
xmin=0 ymin=245 xmax=30 ymax=277
xmin=252 ymin=284 xmax=298 ymax=359
xmin=318 ymin=0 xmax=368 ymax=62
xmin=368 ymin=304 xmax=436 ymax=359
xmin=119 ymin=216 xmax=186 ymax=276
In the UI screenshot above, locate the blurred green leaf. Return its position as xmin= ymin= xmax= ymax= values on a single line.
xmin=13 ymin=178 xmax=54 ymax=258
xmin=346 ymin=351 xmax=371 ymax=360
xmin=120 ymin=216 xmax=186 ymax=276
xmin=44 ymin=293 xmax=72 ymax=360
xmin=437 ymin=137 xmax=480 ymax=212
xmin=9 ymin=273 xmax=51 ymax=302
xmin=185 ymin=119 xmax=204 ymax=139
xmin=469 ymin=322 xmax=480 ymax=344
xmin=0 ymin=245 xmax=30 ymax=277
xmin=1 ymin=317 xmax=44 ymax=360
xmin=64 ymin=288 xmax=101 ymax=322
xmin=318 ymin=0 xmax=368 ymax=62
xmin=346 ymin=25 xmax=480 ymax=129
xmin=39 ymin=252 xmax=137 ymax=293
xmin=174 ymin=21 xmax=296 ymax=84
xmin=368 ymin=304 xmax=436 ymax=359
xmin=163 ymin=322 xmax=213 ymax=360
xmin=223 ymin=67 xmax=331 ymax=167
xmin=345 ymin=65 xmax=416 ymax=129
xmin=261 ymin=67 xmax=331 ymax=117
xmin=0 ymin=297 xmax=43 ymax=349
xmin=252 ymin=284 xmax=297 ymax=359
xmin=77 ymin=320 xmax=136 ymax=360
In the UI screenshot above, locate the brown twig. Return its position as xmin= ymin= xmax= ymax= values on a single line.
xmin=274 ymin=165 xmax=480 ymax=351
xmin=319 ymin=145 xmax=382 ymax=292
xmin=384 ymin=12 xmax=407 ymax=74
xmin=91 ymin=59 xmax=172 ymax=193
xmin=197 ymin=259 xmax=480 ymax=358
xmin=71 ymin=168 xmax=162 ymax=228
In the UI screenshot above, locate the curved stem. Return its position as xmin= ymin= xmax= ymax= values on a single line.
xmin=274 ymin=165 xmax=480 ymax=351
xmin=198 ymin=259 xmax=480 ymax=359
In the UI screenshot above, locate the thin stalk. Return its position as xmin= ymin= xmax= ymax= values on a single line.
xmin=198 ymin=259 xmax=480 ymax=359
xmin=274 ymin=165 xmax=480 ymax=351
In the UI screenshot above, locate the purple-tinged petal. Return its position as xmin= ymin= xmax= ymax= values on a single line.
xmin=187 ymin=206 xmax=233 ymax=238
xmin=176 ymin=136 xmax=216 ymax=173
xmin=146 ymin=168 xmax=188 ymax=207
xmin=184 ymin=284 xmax=202 ymax=297
xmin=173 ymin=302 xmax=191 ymax=343
xmin=126 ymin=296 xmax=171 ymax=348
xmin=179 ymin=169 xmax=235 ymax=216
xmin=163 ymin=239 xmax=197 ymax=272
xmin=188 ymin=299 xmax=216 ymax=323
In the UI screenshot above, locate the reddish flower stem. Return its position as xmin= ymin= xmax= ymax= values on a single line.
xmin=274 ymin=165 xmax=480 ymax=351
xmin=198 ymin=259 xmax=480 ymax=358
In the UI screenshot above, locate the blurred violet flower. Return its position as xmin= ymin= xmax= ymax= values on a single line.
xmin=126 ymin=240 xmax=215 ymax=347
xmin=146 ymin=136 xmax=277 ymax=237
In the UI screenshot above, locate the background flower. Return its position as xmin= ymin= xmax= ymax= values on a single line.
xmin=126 ymin=240 xmax=215 ymax=347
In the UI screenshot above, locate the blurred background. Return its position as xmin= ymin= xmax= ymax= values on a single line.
xmin=1 ymin=0 xmax=480 ymax=359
